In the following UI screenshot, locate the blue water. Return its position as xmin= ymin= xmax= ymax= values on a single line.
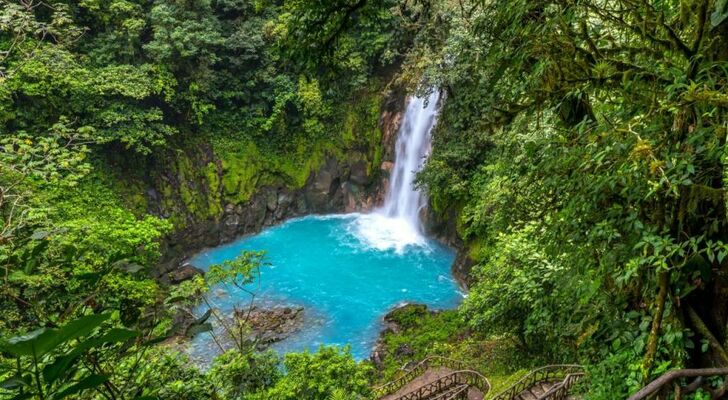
xmin=186 ymin=213 xmax=461 ymax=361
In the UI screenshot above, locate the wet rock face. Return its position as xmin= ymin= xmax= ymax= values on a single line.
xmin=156 ymin=155 xmax=379 ymax=277
xmin=157 ymin=94 xmax=407 ymax=278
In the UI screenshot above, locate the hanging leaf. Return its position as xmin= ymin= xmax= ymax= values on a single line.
xmin=1 ymin=328 xmax=47 ymax=358
xmin=193 ymin=309 xmax=212 ymax=325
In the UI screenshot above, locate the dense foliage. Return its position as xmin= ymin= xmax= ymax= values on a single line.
xmin=3 ymin=0 xmax=728 ymax=398
xmin=413 ymin=0 xmax=728 ymax=397
xmin=1 ymin=0 xmax=410 ymax=398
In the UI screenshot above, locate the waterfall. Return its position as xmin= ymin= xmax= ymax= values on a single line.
xmin=353 ymin=90 xmax=440 ymax=253
xmin=381 ymin=90 xmax=439 ymax=228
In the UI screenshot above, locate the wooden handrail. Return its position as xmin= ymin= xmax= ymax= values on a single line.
xmin=373 ymin=356 xmax=476 ymax=397
xmin=428 ymin=384 xmax=469 ymax=400
xmin=537 ymin=372 xmax=585 ymax=400
xmin=374 ymin=358 xmax=584 ymax=400
xmin=391 ymin=370 xmax=492 ymax=400
xmin=488 ymin=365 xmax=584 ymax=400
xmin=627 ymin=368 xmax=728 ymax=400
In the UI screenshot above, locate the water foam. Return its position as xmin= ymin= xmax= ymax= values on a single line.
xmin=350 ymin=213 xmax=428 ymax=253
xmin=352 ymin=90 xmax=440 ymax=253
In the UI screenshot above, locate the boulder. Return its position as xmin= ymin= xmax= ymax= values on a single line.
xmin=235 ymin=306 xmax=305 ymax=348
xmin=265 ymin=189 xmax=278 ymax=211
xmin=169 ymin=264 xmax=204 ymax=283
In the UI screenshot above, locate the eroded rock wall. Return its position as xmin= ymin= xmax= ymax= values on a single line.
xmin=153 ymin=91 xmax=407 ymax=279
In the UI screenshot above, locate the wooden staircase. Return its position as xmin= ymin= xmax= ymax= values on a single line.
xmin=373 ymin=356 xmax=491 ymax=400
xmin=489 ymin=365 xmax=585 ymax=400
xmin=374 ymin=357 xmax=583 ymax=400
xmin=375 ymin=358 xmax=728 ymax=399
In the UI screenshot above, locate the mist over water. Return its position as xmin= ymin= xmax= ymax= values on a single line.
xmin=186 ymin=91 xmax=455 ymax=361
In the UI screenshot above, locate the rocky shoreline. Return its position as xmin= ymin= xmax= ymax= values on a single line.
xmin=157 ymin=88 xmax=472 ymax=365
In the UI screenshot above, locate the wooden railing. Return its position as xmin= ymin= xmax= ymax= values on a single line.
xmin=373 ymin=357 xmax=587 ymax=400
xmin=428 ymin=384 xmax=469 ymax=400
xmin=393 ymin=370 xmax=491 ymax=400
xmin=488 ymin=365 xmax=584 ymax=400
xmin=537 ymin=372 xmax=586 ymax=400
xmin=372 ymin=356 xmax=474 ymax=398
xmin=626 ymin=368 xmax=728 ymax=400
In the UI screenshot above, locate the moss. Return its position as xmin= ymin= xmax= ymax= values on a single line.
xmin=91 ymin=160 xmax=149 ymax=216
xmin=374 ymin=307 xmax=539 ymax=393
xmin=371 ymin=144 xmax=383 ymax=176
xmin=335 ymin=85 xmax=385 ymax=176
xmin=273 ymin=138 xmax=326 ymax=187
xmin=99 ymin=80 xmax=390 ymax=229
xmin=203 ymin=162 xmax=223 ymax=217
xmin=386 ymin=304 xmax=430 ymax=328
xmin=467 ymin=237 xmax=489 ymax=262
xmin=218 ymin=141 xmax=263 ymax=204
xmin=215 ymin=137 xmax=329 ymax=205
xmin=175 ymin=153 xmax=206 ymax=219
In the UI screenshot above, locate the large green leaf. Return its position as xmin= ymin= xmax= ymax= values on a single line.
xmin=1 ymin=328 xmax=47 ymax=358
xmin=52 ymin=374 xmax=109 ymax=400
xmin=42 ymin=328 xmax=139 ymax=385
xmin=712 ymin=0 xmax=728 ymax=27
xmin=97 ymin=328 xmax=139 ymax=343
xmin=185 ymin=322 xmax=213 ymax=338
xmin=1 ymin=314 xmax=110 ymax=358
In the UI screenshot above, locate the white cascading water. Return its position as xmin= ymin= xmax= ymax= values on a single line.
xmin=354 ymin=90 xmax=440 ymax=253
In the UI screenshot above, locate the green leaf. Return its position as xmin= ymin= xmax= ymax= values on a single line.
xmin=39 ymin=314 xmax=111 ymax=356
xmin=52 ymin=374 xmax=109 ymax=400
xmin=185 ymin=322 xmax=213 ymax=338
xmin=29 ymin=230 xmax=50 ymax=240
xmin=97 ymin=328 xmax=139 ymax=343
xmin=43 ymin=328 xmax=138 ymax=385
xmin=43 ymin=353 xmax=80 ymax=386
xmin=114 ymin=260 xmax=145 ymax=274
xmin=0 ymin=375 xmax=30 ymax=390
xmin=1 ymin=314 xmax=110 ymax=358
xmin=711 ymin=0 xmax=728 ymax=27
xmin=1 ymin=328 xmax=47 ymax=357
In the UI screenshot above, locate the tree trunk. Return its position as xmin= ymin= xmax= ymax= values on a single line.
xmin=643 ymin=270 xmax=669 ymax=379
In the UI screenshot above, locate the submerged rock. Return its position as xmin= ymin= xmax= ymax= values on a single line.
xmin=235 ymin=305 xmax=305 ymax=349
